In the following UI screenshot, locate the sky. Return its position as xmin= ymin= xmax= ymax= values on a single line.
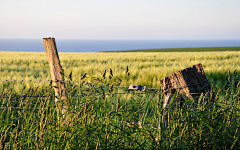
xmin=0 ymin=0 xmax=240 ymax=40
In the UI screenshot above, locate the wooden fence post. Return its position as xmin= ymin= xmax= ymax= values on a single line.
xmin=42 ymin=37 xmax=69 ymax=123
xmin=159 ymin=63 xmax=212 ymax=126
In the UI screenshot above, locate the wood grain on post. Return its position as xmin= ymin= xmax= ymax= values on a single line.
xmin=159 ymin=63 xmax=212 ymax=126
xmin=42 ymin=37 xmax=68 ymax=122
xmin=160 ymin=63 xmax=211 ymax=103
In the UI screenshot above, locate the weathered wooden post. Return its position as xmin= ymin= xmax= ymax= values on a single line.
xmin=159 ymin=63 xmax=212 ymax=126
xmin=42 ymin=37 xmax=69 ymax=123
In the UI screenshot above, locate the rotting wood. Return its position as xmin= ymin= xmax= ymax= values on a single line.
xmin=160 ymin=63 xmax=211 ymax=102
xmin=159 ymin=63 xmax=212 ymax=126
xmin=43 ymin=37 xmax=69 ymax=123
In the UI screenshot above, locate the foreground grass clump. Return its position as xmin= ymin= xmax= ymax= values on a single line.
xmin=0 ymin=70 xmax=240 ymax=149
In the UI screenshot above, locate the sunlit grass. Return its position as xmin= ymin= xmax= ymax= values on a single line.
xmin=0 ymin=51 xmax=240 ymax=149
xmin=0 ymin=67 xmax=239 ymax=149
xmin=1 ymin=51 xmax=240 ymax=92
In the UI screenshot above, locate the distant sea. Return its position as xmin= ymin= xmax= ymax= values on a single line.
xmin=0 ymin=39 xmax=240 ymax=52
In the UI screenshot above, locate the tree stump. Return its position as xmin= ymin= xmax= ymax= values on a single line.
xmin=159 ymin=63 xmax=212 ymax=126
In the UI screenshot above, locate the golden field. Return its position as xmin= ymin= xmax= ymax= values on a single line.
xmin=1 ymin=51 xmax=240 ymax=92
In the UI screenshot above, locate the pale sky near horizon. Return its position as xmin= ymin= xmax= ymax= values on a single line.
xmin=0 ymin=0 xmax=240 ymax=40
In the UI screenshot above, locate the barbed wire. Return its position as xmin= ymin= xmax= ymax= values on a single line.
xmin=0 ymin=91 xmax=159 ymax=110
xmin=0 ymin=90 xmax=158 ymax=99
xmin=0 ymin=95 xmax=51 ymax=98
xmin=0 ymin=79 xmax=53 ymax=82
xmin=0 ymin=107 xmax=55 ymax=110
xmin=0 ymin=79 xmax=159 ymax=90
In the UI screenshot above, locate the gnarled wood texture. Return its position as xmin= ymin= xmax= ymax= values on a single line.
xmin=159 ymin=63 xmax=212 ymax=126
xmin=160 ymin=63 xmax=211 ymax=102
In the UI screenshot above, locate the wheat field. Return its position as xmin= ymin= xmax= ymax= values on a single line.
xmin=1 ymin=51 xmax=240 ymax=92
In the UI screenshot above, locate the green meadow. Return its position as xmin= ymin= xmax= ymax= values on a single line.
xmin=0 ymin=50 xmax=240 ymax=149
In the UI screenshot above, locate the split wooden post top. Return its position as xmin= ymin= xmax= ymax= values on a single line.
xmin=159 ymin=63 xmax=211 ymax=106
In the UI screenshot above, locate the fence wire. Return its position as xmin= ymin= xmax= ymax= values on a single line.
xmin=1 ymin=55 xmax=160 ymax=108
xmin=0 ymin=91 xmax=159 ymax=99
xmin=0 ymin=79 xmax=159 ymax=90
xmin=0 ymin=78 xmax=160 ymax=105
xmin=0 ymin=107 xmax=55 ymax=110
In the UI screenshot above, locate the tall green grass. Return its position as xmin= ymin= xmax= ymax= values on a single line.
xmin=0 ymin=66 xmax=240 ymax=149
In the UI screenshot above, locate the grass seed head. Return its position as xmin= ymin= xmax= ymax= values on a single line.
xmin=110 ymin=68 xmax=113 ymax=76
xmin=81 ymin=73 xmax=87 ymax=80
xmin=68 ymin=71 xmax=72 ymax=81
xmin=126 ymin=65 xmax=129 ymax=74
xmin=103 ymin=70 xmax=106 ymax=79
